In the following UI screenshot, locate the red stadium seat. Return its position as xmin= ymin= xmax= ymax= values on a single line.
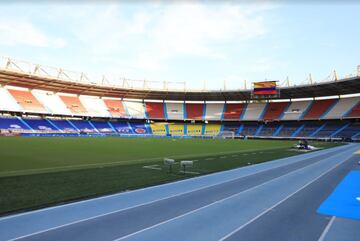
xmin=263 ymin=102 xmax=289 ymax=121
xmin=8 ymin=89 xmax=46 ymax=112
xmin=103 ymin=99 xmax=127 ymax=117
xmin=347 ymin=102 xmax=360 ymax=118
xmin=223 ymin=104 xmax=246 ymax=120
xmin=186 ymin=104 xmax=203 ymax=120
xmin=303 ymin=99 xmax=336 ymax=120
xmin=59 ymin=95 xmax=87 ymax=114
xmin=145 ymin=102 xmax=165 ymax=119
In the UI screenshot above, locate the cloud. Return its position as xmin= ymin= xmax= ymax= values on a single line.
xmin=0 ymin=19 xmax=66 ymax=48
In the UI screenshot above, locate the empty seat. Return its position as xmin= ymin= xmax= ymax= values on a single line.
xmin=185 ymin=103 xmax=204 ymax=120
xmin=124 ymin=101 xmax=146 ymax=119
xmin=8 ymin=89 xmax=46 ymax=112
xmin=205 ymin=103 xmax=224 ymax=120
xmin=79 ymin=96 xmax=110 ymax=117
xmin=324 ymin=97 xmax=360 ymax=119
xmin=282 ymin=100 xmax=312 ymax=120
xmin=242 ymin=103 xmax=266 ymax=121
xmin=59 ymin=95 xmax=88 ymax=115
xmin=166 ymin=103 xmax=184 ymax=120
xmin=103 ymin=99 xmax=127 ymax=118
xmin=145 ymin=102 xmax=165 ymax=119
xmin=263 ymin=102 xmax=289 ymax=121
xmin=303 ymin=99 xmax=337 ymax=120
xmin=346 ymin=102 xmax=360 ymax=118
xmin=223 ymin=104 xmax=245 ymax=120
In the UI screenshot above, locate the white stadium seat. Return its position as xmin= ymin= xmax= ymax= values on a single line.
xmin=324 ymin=97 xmax=360 ymax=119
xmin=79 ymin=95 xmax=110 ymax=117
xmin=281 ymin=100 xmax=312 ymax=120
xmin=242 ymin=103 xmax=266 ymax=121
xmin=166 ymin=103 xmax=184 ymax=120
xmin=205 ymin=103 xmax=224 ymax=120
xmin=124 ymin=101 xmax=146 ymax=119
xmin=0 ymin=87 xmax=23 ymax=112
xmin=32 ymin=90 xmax=71 ymax=115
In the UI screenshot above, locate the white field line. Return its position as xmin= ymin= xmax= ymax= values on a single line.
xmin=142 ymin=165 xmax=162 ymax=171
xmin=0 ymin=146 xmax=294 ymax=177
xmin=219 ymin=155 xmax=351 ymax=241
xmin=317 ymin=216 xmax=336 ymax=241
xmin=8 ymin=146 xmax=350 ymax=241
xmin=0 ymin=146 xmax=347 ymax=228
xmin=1 ymin=145 xmax=349 ymax=224
xmin=113 ymin=147 xmax=354 ymax=241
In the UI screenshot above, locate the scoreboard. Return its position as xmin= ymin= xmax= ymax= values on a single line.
xmin=251 ymin=81 xmax=280 ymax=99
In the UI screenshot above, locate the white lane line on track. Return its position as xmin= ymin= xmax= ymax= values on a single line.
xmin=112 ymin=147 xmax=355 ymax=241
xmin=218 ymin=152 xmax=353 ymax=241
xmin=6 ymin=145 xmax=352 ymax=241
xmin=7 ymin=144 xmax=332 ymax=222
xmin=317 ymin=216 xmax=336 ymax=241
xmin=10 ymin=148 xmax=335 ymax=241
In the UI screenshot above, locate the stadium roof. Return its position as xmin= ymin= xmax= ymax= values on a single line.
xmin=0 ymin=57 xmax=359 ymax=101
xmin=0 ymin=69 xmax=359 ymax=101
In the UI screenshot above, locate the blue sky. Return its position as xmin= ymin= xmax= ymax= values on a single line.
xmin=0 ymin=1 xmax=359 ymax=90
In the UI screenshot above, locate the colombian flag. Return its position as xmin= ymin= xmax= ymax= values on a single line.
xmin=253 ymin=81 xmax=278 ymax=95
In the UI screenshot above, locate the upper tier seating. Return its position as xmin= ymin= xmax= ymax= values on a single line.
xmin=103 ymin=99 xmax=127 ymax=118
xmin=263 ymin=102 xmax=289 ymax=121
xmin=242 ymin=103 xmax=266 ymax=121
xmin=123 ymin=101 xmax=146 ymax=119
xmin=8 ymin=89 xmax=46 ymax=112
xmin=0 ymin=88 xmax=22 ymax=112
xmin=205 ymin=103 xmax=224 ymax=120
xmin=281 ymin=100 xmax=312 ymax=120
xmin=32 ymin=90 xmax=71 ymax=115
xmin=166 ymin=103 xmax=184 ymax=120
xmin=23 ymin=119 xmax=57 ymax=131
xmin=324 ymin=97 xmax=360 ymax=119
xmin=145 ymin=102 xmax=165 ymax=119
xmin=223 ymin=104 xmax=246 ymax=120
xmin=0 ymin=117 xmax=30 ymax=131
xmin=303 ymin=99 xmax=337 ymax=120
xmin=185 ymin=103 xmax=203 ymax=120
xmin=90 ymin=121 xmax=113 ymax=133
xmin=346 ymin=102 xmax=360 ymax=118
xmin=79 ymin=96 xmax=110 ymax=117
xmin=59 ymin=95 xmax=88 ymax=115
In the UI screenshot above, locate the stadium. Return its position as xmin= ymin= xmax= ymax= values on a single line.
xmin=1 ymin=2 xmax=360 ymax=241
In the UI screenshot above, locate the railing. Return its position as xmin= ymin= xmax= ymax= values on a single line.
xmin=0 ymin=56 xmax=358 ymax=92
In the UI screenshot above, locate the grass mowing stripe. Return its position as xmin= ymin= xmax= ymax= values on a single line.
xmin=0 ymin=138 xmax=340 ymax=215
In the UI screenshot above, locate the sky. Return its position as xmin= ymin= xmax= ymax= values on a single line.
xmin=0 ymin=1 xmax=359 ymax=90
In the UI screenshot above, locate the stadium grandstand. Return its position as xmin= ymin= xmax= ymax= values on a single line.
xmin=0 ymin=57 xmax=359 ymax=141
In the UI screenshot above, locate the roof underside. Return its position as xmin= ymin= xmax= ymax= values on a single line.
xmin=0 ymin=70 xmax=359 ymax=101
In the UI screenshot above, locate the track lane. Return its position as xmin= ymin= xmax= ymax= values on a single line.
xmin=223 ymin=152 xmax=360 ymax=241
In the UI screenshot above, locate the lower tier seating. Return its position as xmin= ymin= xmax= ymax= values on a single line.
xmin=0 ymin=116 xmax=358 ymax=140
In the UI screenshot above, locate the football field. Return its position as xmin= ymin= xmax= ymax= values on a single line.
xmin=0 ymin=137 xmax=339 ymax=215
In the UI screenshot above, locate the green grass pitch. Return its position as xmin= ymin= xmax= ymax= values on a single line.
xmin=0 ymin=137 xmax=340 ymax=215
